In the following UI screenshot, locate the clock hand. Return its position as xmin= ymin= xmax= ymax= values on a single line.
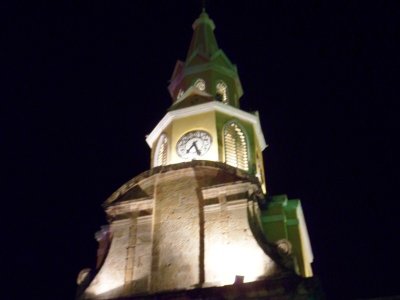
xmin=186 ymin=141 xmax=201 ymax=155
xmin=193 ymin=141 xmax=201 ymax=155
xmin=186 ymin=143 xmax=195 ymax=153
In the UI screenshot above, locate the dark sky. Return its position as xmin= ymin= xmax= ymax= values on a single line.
xmin=3 ymin=1 xmax=399 ymax=299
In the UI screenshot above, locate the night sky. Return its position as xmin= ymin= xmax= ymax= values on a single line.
xmin=3 ymin=1 xmax=400 ymax=299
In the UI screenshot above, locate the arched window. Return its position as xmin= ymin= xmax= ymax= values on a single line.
xmin=216 ymin=81 xmax=228 ymax=103
xmin=223 ymin=122 xmax=249 ymax=171
xmin=194 ymin=78 xmax=206 ymax=91
xmin=154 ymin=134 xmax=168 ymax=167
xmin=177 ymin=89 xmax=184 ymax=100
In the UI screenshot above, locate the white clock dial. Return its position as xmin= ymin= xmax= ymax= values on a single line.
xmin=176 ymin=130 xmax=212 ymax=159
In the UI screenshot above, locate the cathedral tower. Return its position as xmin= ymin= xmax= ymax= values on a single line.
xmin=77 ymin=10 xmax=318 ymax=300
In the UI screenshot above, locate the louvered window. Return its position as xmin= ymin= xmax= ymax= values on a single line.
xmin=216 ymin=81 xmax=228 ymax=103
xmin=224 ymin=122 xmax=249 ymax=171
xmin=154 ymin=134 xmax=168 ymax=167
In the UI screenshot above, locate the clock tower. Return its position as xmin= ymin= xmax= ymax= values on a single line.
xmin=148 ymin=9 xmax=267 ymax=192
xmin=77 ymin=9 xmax=320 ymax=300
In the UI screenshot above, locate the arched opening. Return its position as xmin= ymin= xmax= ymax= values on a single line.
xmin=154 ymin=133 xmax=168 ymax=167
xmin=223 ymin=122 xmax=249 ymax=171
xmin=177 ymin=89 xmax=184 ymax=100
xmin=216 ymin=81 xmax=228 ymax=104
xmin=194 ymin=78 xmax=206 ymax=91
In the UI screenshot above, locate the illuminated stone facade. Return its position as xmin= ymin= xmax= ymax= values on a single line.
xmin=77 ymin=9 xmax=319 ymax=300
xmin=80 ymin=162 xmax=289 ymax=299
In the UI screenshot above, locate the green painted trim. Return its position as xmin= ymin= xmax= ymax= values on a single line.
xmin=261 ymin=215 xmax=286 ymax=222
xmin=259 ymin=195 xmax=312 ymax=277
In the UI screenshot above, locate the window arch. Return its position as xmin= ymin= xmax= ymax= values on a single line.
xmin=223 ymin=122 xmax=249 ymax=171
xmin=154 ymin=133 xmax=168 ymax=167
xmin=216 ymin=81 xmax=228 ymax=103
xmin=194 ymin=78 xmax=206 ymax=91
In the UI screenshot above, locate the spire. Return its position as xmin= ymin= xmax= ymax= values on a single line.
xmin=168 ymin=10 xmax=243 ymax=109
xmin=186 ymin=9 xmax=219 ymax=62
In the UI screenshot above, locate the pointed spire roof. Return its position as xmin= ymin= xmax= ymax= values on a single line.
xmin=168 ymin=10 xmax=243 ymax=109
xmin=186 ymin=9 xmax=219 ymax=61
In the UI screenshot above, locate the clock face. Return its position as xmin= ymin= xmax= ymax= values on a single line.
xmin=176 ymin=130 xmax=212 ymax=159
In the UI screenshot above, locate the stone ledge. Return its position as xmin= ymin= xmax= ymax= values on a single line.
xmin=105 ymin=275 xmax=323 ymax=300
xmin=104 ymin=160 xmax=259 ymax=207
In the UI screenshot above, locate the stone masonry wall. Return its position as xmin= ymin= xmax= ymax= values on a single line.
xmin=85 ymin=220 xmax=131 ymax=299
xmin=82 ymin=163 xmax=283 ymax=299
xmin=150 ymin=168 xmax=201 ymax=292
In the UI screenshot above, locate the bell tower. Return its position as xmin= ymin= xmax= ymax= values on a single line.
xmin=77 ymin=10 xmax=319 ymax=300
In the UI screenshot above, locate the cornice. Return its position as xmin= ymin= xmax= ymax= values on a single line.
xmin=146 ymin=101 xmax=267 ymax=149
xmin=104 ymin=160 xmax=259 ymax=207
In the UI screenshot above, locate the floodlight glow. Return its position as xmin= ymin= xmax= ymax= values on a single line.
xmin=86 ymin=273 xmax=123 ymax=296
xmin=206 ymin=240 xmax=267 ymax=285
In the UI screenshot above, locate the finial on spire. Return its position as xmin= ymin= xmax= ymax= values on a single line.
xmin=201 ymin=0 xmax=207 ymax=12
